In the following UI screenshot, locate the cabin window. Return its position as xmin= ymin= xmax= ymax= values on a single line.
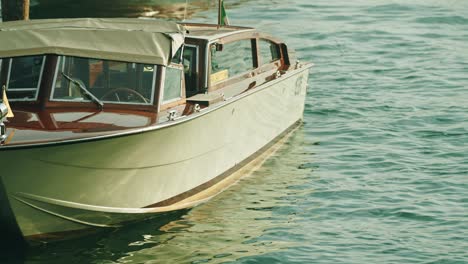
xmin=162 ymin=66 xmax=183 ymax=102
xmin=5 ymin=56 xmax=45 ymax=101
xmin=210 ymin=39 xmax=254 ymax=84
xmin=51 ymin=56 xmax=156 ymax=105
xmin=259 ymin=39 xmax=280 ymax=65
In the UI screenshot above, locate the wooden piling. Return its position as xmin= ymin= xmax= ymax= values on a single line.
xmin=23 ymin=0 xmax=29 ymax=20
xmin=1 ymin=0 xmax=30 ymax=21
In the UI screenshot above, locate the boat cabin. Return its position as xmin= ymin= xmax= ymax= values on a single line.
xmin=0 ymin=18 xmax=296 ymax=145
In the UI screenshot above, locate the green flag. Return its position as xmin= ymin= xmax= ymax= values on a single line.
xmin=220 ymin=0 xmax=230 ymax=26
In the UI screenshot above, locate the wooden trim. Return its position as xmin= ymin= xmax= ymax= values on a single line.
xmin=159 ymin=98 xmax=187 ymax=111
xmin=44 ymin=101 xmax=156 ymax=112
xmin=39 ymin=55 xmax=58 ymax=108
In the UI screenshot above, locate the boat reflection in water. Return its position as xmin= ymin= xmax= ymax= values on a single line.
xmin=29 ymin=0 xmax=215 ymax=20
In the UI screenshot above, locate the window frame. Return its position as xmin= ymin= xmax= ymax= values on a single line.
xmin=50 ymin=56 xmax=157 ymax=106
xmin=208 ymin=37 xmax=258 ymax=92
xmin=6 ymin=55 xmax=46 ymax=102
xmin=258 ymin=38 xmax=281 ymax=66
xmin=184 ymin=44 xmax=200 ymax=76
xmin=209 ymin=39 xmax=256 ymax=84
xmin=160 ymin=63 xmax=185 ymax=105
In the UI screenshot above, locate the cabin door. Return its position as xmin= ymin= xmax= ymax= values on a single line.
xmin=183 ymin=45 xmax=199 ymax=97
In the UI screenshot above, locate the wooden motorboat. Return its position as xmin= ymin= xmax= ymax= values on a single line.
xmin=0 ymin=17 xmax=312 ymax=243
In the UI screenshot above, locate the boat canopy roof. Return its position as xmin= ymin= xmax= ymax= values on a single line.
xmin=0 ymin=18 xmax=186 ymax=65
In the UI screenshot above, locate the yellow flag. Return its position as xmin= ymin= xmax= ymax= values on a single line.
xmin=2 ymin=85 xmax=14 ymax=118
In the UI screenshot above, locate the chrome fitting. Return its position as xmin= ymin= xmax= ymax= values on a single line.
xmin=0 ymin=103 xmax=8 ymax=120
xmin=168 ymin=110 xmax=177 ymax=121
xmin=0 ymin=122 xmax=6 ymax=143
xmin=276 ymin=71 xmax=282 ymax=79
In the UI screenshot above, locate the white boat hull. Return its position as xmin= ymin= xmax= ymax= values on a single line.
xmin=0 ymin=66 xmax=310 ymax=241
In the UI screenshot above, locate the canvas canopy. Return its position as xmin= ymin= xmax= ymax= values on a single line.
xmin=0 ymin=18 xmax=186 ymax=66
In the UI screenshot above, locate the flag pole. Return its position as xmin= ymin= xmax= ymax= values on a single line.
xmin=217 ymin=0 xmax=222 ymax=29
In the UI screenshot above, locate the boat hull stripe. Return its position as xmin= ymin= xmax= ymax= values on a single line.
xmin=144 ymin=119 xmax=302 ymax=208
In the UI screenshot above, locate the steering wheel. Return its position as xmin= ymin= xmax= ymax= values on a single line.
xmin=100 ymin=88 xmax=148 ymax=103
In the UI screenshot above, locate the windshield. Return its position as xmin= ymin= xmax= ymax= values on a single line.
xmin=51 ymin=56 xmax=157 ymax=105
xmin=1 ymin=56 xmax=45 ymax=101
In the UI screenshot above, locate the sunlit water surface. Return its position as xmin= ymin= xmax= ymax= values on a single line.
xmin=1 ymin=0 xmax=468 ymax=263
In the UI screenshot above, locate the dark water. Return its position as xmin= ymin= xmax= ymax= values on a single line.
xmin=2 ymin=0 xmax=468 ymax=263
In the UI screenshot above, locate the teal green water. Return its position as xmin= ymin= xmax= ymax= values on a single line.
xmin=2 ymin=0 xmax=468 ymax=263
